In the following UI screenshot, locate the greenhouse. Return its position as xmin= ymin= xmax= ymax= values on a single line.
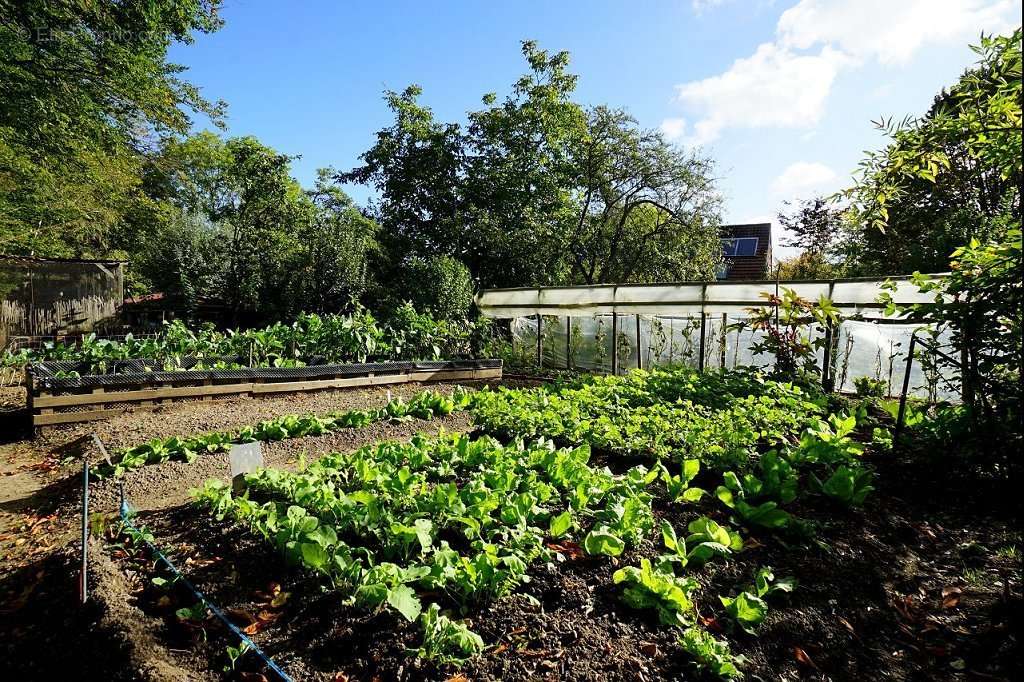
xmin=478 ymin=276 xmax=958 ymax=399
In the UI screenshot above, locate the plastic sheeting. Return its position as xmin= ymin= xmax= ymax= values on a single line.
xmin=510 ymin=314 xmax=958 ymax=400
xmin=477 ymin=276 xmax=945 ymax=319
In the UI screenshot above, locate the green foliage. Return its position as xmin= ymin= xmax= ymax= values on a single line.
xmin=4 ymin=307 xmax=493 ymax=371
xmin=879 ymin=230 xmax=1022 ymax=442
xmin=731 ymin=288 xmax=842 ymax=383
xmin=840 ymin=29 xmax=1020 ymax=276
xmin=811 ymin=465 xmax=875 ymax=507
xmin=342 ymin=41 xmax=722 ymax=290
xmin=194 ymin=433 xmax=662 ymax=659
xmin=612 ymin=557 xmax=699 ymax=626
xmin=719 ymin=566 xmax=796 ymax=634
xmin=679 ymin=627 xmax=746 ymax=679
xmin=413 ymin=603 xmax=485 ymax=664
xmin=94 ymin=388 xmax=470 ymax=478
xmin=0 ymin=0 xmax=225 ymax=257
xmin=393 ymin=255 xmax=474 ymax=320
xmin=853 ymin=376 xmax=888 ymax=399
xmin=470 ymin=367 xmax=824 ymax=470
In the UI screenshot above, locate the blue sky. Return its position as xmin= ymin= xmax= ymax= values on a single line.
xmin=170 ymin=0 xmax=1021 ymax=258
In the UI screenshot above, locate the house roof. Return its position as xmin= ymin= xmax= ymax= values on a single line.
xmin=720 ymin=223 xmax=772 ymax=280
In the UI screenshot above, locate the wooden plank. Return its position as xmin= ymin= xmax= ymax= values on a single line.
xmin=34 ymin=382 xmax=257 ymax=408
xmin=34 ymin=406 xmax=157 ymax=426
xmin=409 ymin=369 xmax=480 ymax=382
xmin=33 ymin=364 xmax=502 ymax=426
xmin=250 ymin=373 xmax=409 ymax=394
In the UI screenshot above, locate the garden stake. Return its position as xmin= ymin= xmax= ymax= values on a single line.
xmin=80 ymin=451 xmax=89 ymax=605
xmin=894 ymin=333 xmax=917 ymax=445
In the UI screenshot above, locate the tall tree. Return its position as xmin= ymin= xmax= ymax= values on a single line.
xmin=0 ymin=0 xmax=225 ymax=257
xmin=566 ymin=106 xmax=721 ymax=284
xmin=343 ymin=41 xmax=723 ymax=290
xmin=775 ymin=197 xmax=845 ymax=279
xmin=841 ymin=29 xmax=1021 ymax=274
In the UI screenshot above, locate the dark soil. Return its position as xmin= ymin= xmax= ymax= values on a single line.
xmin=1 ymin=378 xmax=1021 ymax=681
xmin=87 ymin=446 xmax=1024 ymax=682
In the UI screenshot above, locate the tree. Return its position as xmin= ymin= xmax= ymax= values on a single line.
xmin=0 ymin=0 xmax=225 ymax=257
xmin=841 ymin=29 xmax=1021 ymax=274
xmin=775 ymin=197 xmax=845 ymax=279
xmin=343 ymin=41 xmax=723 ymax=290
xmin=298 ymin=170 xmax=380 ymax=314
xmin=566 ymin=106 xmax=721 ymax=284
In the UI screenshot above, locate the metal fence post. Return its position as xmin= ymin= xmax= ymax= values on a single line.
xmin=80 ymin=454 xmax=89 ymax=604
xmin=636 ymin=315 xmax=643 ymax=370
xmin=565 ymin=316 xmax=572 ymax=369
xmin=698 ymin=284 xmax=707 ymax=372
xmin=535 ymin=313 xmax=543 ymax=369
xmin=894 ymin=333 xmax=918 ymax=445
xmin=720 ymin=313 xmax=728 ymax=369
xmin=611 ymin=312 xmax=619 ymax=375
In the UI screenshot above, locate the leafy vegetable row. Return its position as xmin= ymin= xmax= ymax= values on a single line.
xmin=194 ymin=433 xmax=667 ymax=662
xmin=183 ymin=368 xmax=889 ymax=677
xmin=95 ymin=388 xmax=472 ymax=478
xmin=470 ymin=368 xmax=826 ymax=469
xmin=5 ymin=304 xmax=494 ymax=373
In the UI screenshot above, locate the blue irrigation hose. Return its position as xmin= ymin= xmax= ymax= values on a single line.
xmin=118 ymin=495 xmax=294 ymax=682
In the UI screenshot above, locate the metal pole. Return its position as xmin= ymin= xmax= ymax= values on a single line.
xmin=565 ymin=316 xmax=571 ymax=369
xmin=894 ymin=333 xmax=918 ymax=445
xmin=698 ymin=284 xmax=707 ymax=372
xmin=80 ymin=454 xmax=89 ymax=604
xmin=611 ymin=312 xmax=619 ymax=375
xmin=535 ymin=314 xmax=543 ymax=369
xmin=698 ymin=313 xmax=707 ymax=372
xmin=821 ymin=280 xmax=837 ymax=391
xmin=720 ymin=313 xmax=728 ymax=369
xmin=636 ymin=316 xmax=643 ymax=370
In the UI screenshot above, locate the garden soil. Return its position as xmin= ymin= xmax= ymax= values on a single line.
xmin=0 ymin=380 xmax=1020 ymax=681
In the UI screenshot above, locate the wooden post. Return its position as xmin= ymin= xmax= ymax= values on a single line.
xmin=611 ymin=312 xmax=619 ymax=375
xmin=636 ymin=315 xmax=643 ymax=370
xmin=894 ymin=333 xmax=918 ymax=445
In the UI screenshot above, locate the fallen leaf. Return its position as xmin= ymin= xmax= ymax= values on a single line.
xmin=793 ymin=646 xmax=819 ymax=670
xmin=445 ymin=675 xmax=469 ymax=682
xmin=332 ymin=674 xmax=349 ymax=682
xmin=941 ymin=587 xmax=962 ymax=609
xmin=490 ymin=643 xmax=509 ymax=655
xmin=545 ymin=541 xmax=584 ymax=560
xmin=271 ymin=591 xmax=291 ymax=608
xmin=225 ymin=608 xmax=258 ymax=625
xmin=640 ymin=642 xmax=659 ymax=657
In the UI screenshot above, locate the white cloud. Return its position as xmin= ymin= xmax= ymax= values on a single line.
xmin=674 ymin=43 xmax=848 ymax=145
xmin=660 ymin=117 xmax=687 ymax=141
xmin=771 ymin=161 xmax=837 ymax=195
xmin=778 ymin=0 xmax=1019 ymax=65
xmin=668 ymin=0 xmax=1019 ymax=143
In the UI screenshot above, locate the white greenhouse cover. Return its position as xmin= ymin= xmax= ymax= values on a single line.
xmin=475 ymin=276 xmax=945 ymax=318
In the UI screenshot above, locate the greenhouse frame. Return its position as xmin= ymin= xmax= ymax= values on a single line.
xmin=476 ymin=275 xmax=956 ymax=400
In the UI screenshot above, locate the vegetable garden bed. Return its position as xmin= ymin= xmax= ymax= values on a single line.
xmin=26 ymin=359 xmax=501 ymax=427
xmin=84 ymin=366 xmax=990 ymax=681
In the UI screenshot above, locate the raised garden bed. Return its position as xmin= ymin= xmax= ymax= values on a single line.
xmin=27 ymin=359 xmax=501 ymax=427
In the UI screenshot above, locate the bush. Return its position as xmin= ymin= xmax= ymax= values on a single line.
xmin=400 ymin=255 xmax=474 ymax=320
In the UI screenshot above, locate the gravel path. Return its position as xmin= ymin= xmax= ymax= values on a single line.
xmin=32 ymin=381 xmax=483 ymax=455
xmin=89 ymin=411 xmax=473 ymax=513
